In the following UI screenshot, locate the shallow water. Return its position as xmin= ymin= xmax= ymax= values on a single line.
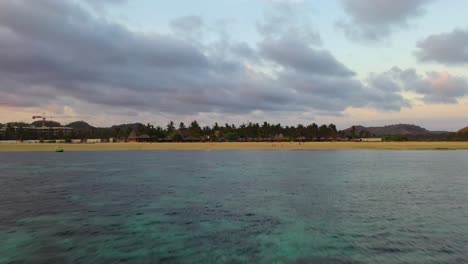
xmin=0 ymin=150 xmax=467 ymax=263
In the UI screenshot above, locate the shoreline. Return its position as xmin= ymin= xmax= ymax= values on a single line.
xmin=1 ymin=142 xmax=468 ymax=152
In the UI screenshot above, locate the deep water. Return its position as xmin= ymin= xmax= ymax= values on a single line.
xmin=0 ymin=151 xmax=467 ymax=264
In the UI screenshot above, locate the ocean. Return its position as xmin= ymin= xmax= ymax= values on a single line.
xmin=0 ymin=151 xmax=467 ymax=263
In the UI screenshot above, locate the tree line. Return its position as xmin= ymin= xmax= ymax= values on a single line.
xmin=2 ymin=120 xmax=468 ymax=142
xmin=0 ymin=121 xmax=342 ymax=142
xmin=144 ymin=121 xmax=340 ymax=142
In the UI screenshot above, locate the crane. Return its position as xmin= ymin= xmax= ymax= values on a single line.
xmin=32 ymin=113 xmax=85 ymax=127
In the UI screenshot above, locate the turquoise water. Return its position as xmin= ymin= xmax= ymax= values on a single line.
xmin=0 ymin=151 xmax=467 ymax=263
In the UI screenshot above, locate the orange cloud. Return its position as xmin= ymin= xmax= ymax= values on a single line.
xmin=430 ymin=71 xmax=450 ymax=90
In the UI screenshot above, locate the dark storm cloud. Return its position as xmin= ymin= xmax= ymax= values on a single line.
xmin=338 ymin=0 xmax=433 ymax=41
xmin=416 ymin=29 xmax=468 ymax=65
xmin=0 ymin=0 xmax=411 ymax=117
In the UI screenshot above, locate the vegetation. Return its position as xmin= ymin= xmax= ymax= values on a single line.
xmin=1 ymin=120 xmax=468 ymax=142
xmin=383 ymin=135 xmax=409 ymax=142
xmin=343 ymin=124 xmax=433 ymax=137
xmin=0 ymin=120 xmax=341 ymax=142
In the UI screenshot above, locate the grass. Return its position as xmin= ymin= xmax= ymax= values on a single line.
xmin=1 ymin=142 xmax=468 ymax=152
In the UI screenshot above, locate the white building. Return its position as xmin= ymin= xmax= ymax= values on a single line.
xmin=86 ymin=139 xmax=102 ymax=143
xmin=361 ymin=138 xmax=383 ymax=142
xmin=0 ymin=126 xmax=73 ymax=135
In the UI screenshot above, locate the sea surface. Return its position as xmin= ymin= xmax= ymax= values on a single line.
xmin=0 ymin=151 xmax=467 ymax=264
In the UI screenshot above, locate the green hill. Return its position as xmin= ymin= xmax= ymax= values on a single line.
xmin=67 ymin=121 xmax=95 ymax=131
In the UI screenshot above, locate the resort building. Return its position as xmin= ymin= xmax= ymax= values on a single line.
xmin=361 ymin=138 xmax=383 ymax=142
xmin=86 ymin=139 xmax=102 ymax=143
xmin=28 ymin=126 xmax=73 ymax=135
xmin=0 ymin=126 xmax=73 ymax=136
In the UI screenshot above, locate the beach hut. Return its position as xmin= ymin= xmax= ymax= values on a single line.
xmin=127 ymin=129 xmax=151 ymax=143
xmin=274 ymin=134 xmax=285 ymax=142
xmin=137 ymin=134 xmax=150 ymax=142
xmin=127 ymin=130 xmax=138 ymax=143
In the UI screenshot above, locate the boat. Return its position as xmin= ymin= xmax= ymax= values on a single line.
xmin=55 ymin=147 xmax=64 ymax=152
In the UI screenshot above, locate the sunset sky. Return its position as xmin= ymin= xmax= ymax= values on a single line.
xmin=1 ymin=0 xmax=467 ymax=130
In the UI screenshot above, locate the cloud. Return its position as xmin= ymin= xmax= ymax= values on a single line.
xmin=0 ymin=0 xmax=411 ymax=124
xmin=416 ymin=29 xmax=468 ymax=65
xmin=257 ymin=0 xmax=320 ymax=44
xmin=276 ymin=70 xmax=407 ymax=112
xmin=419 ymin=72 xmax=468 ymax=103
xmin=259 ymin=31 xmax=354 ymax=76
xmin=81 ymin=0 xmax=126 ymax=9
xmin=338 ymin=0 xmax=433 ymax=41
xmin=170 ymin=16 xmax=204 ymax=41
xmin=368 ymin=67 xmax=468 ymax=104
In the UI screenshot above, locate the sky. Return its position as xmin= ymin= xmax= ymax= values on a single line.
xmin=0 ymin=0 xmax=468 ymax=130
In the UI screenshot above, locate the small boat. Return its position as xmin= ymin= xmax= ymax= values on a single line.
xmin=55 ymin=147 xmax=64 ymax=152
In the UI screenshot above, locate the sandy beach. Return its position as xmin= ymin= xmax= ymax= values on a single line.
xmin=1 ymin=142 xmax=468 ymax=152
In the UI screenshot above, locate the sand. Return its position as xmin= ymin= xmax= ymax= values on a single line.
xmin=1 ymin=142 xmax=468 ymax=152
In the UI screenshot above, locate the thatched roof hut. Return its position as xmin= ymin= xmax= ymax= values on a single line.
xmin=138 ymin=134 xmax=150 ymax=142
xmin=127 ymin=130 xmax=150 ymax=142
xmin=274 ymin=133 xmax=285 ymax=141
xmin=127 ymin=130 xmax=138 ymax=142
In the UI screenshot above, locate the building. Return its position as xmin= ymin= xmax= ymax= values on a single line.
xmin=273 ymin=133 xmax=285 ymax=141
xmin=361 ymin=138 xmax=383 ymax=142
xmin=28 ymin=126 xmax=73 ymax=135
xmin=86 ymin=139 xmax=102 ymax=143
xmin=8 ymin=126 xmax=72 ymax=135
xmin=127 ymin=130 xmax=151 ymax=142
xmin=0 ymin=126 xmax=73 ymax=138
xmin=137 ymin=134 xmax=150 ymax=142
xmin=127 ymin=130 xmax=138 ymax=142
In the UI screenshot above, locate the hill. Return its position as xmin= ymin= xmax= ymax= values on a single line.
xmin=31 ymin=120 xmax=62 ymax=127
xmin=67 ymin=121 xmax=95 ymax=132
xmin=458 ymin=127 xmax=468 ymax=134
xmin=343 ymin=124 xmax=445 ymax=136
xmin=111 ymin=123 xmax=146 ymax=132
